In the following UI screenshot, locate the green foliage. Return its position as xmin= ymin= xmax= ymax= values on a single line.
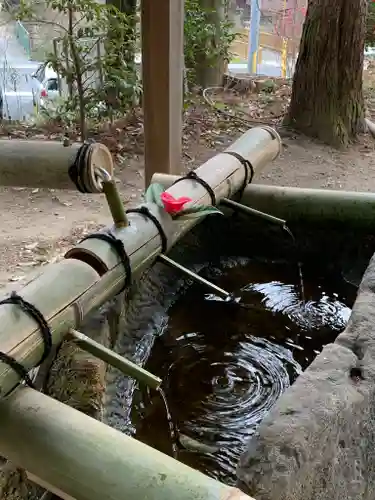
xmin=16 ymin=0 xmax=236 ymax=131
xmin=261 ymin=79 xmax=277 ymax=93
xmin=184 ymin=0 xmax=236 ymax=85
xmin=366 ymin=0 xmax=375 ymax=48
xmin=17 ymin=0 xmax=141 ymax=137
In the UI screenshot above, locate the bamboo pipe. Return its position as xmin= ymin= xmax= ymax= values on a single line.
xmin=68 ymin=329 xmax=161 ymax=389
xmin=240 ymin=184 xmax=375 ymax=226
xmin=66 ymin=127 xmax=281 ymax=273
xmin=0 ymin=140 xmax=113 ymax=193
xmin=151 ymin=176 xmax=375 ymax=228
xmin=0 ymin=260 xmax=100 ymax=397
xmin=218 ymin=198 xmax=286 ymax=226
xmin=102 ymin=179 xmax=129 ymax=228
xmin=0 ymin=387 xmax=255 ymax=500
xmin=157 ymin=254 xmax=232 ymax=299
xmin=150 ymin=174 xmax=287 ymax=225
xmin=0 ymin=127 xmax=281 ymax=396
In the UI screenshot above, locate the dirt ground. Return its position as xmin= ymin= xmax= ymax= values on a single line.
xmin=2 ymin=98 xmax=375 ymax=291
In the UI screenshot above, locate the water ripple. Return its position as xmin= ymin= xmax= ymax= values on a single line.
xmin=135 ymin=259 xmax=353 ymax=485
xmin=165 ymin=333 xmax=301 ymax=483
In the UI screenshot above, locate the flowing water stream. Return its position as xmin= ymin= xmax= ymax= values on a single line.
xmin=132 ymin=258 xmax=355 ymax=485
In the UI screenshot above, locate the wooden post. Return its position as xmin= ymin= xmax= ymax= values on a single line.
xmin=141 ymin=0 xmax=184 ymax=187
xmin=0 ymin=127 xmax=281 ymax=397
xmin=0 ymin=387 xmax=255 ymax=500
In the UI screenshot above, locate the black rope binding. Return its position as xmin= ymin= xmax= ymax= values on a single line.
xmin=68 ymin=139 xmax=95 ymax=193
xmin=222 ymin=151 xmax=254 ymax=198
xmin=172 ymin=171 xmax=217 ymax=206
xmin=0 ymin=351 xmax=34 ymax=388
xmin=126 ymin=206 xmax=168 ymax=253
xmin=0 ymin=292 xmax=53 ymax=388
xmin=81 ymin=232 xmax=132 ymax=292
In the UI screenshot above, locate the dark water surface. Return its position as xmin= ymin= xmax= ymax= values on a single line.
xmin=133 ymin=258 xmax=354 ymax=485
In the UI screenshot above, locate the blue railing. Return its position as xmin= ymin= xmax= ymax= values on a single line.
xmin=14 ymin=21 xmax=31 ymax=59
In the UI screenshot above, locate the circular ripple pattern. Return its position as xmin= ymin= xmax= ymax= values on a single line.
xmin=166 ymin=333 xmax=301 ymax=484
xmin=135 ymin=259 xmax=353 ymax=485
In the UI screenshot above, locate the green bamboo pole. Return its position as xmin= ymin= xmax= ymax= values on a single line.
xmin=0 ymin=140 xmax=113 ymax=193
xmin=0 ymin=127 xmax=281 ymax=397
xmin=66 ymin=127 xmax=281 ymax=273
xmin=0 ymin=387 xmax=254 ymax=500
xmin=150 ymin=173 xmax=192 ymax=188
xmin=150 ymin=176 xmax=375 ymax=228
xmin=102 ymin=180 xmax=129 ymax=228
xmin=0 ymin=260 xmax=100 ymax=398
xmin=68 ymin=329 xmax=161 ymax=389
xmin=239 ymin=184 xmax=375 ymax=226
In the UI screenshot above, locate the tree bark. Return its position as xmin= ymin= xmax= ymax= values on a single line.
xmin=106 ymin=0 xmax=137 ymax=66
xmin=195 ymin=0 xmax=226 ymax=87
xmin=286 ymin=0 xmax=367 ymax=147
xmin=105 ymin=0 xmax=137 ymax=108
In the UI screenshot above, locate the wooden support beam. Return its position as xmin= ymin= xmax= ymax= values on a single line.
xmin=0 ymin=127 xmax=281 ymax=397
xmin=0 ymin=387 xmax=255 ymax=500
xmin=141 ymin=0 xmax=184 ymax=187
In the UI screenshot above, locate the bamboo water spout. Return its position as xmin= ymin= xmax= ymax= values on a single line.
xmin=68 ymin=329 xmax=161 ymax=389
xmin=0 ymin=126 xmax=281 ymax=399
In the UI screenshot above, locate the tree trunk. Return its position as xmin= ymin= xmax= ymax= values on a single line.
xmin=105 ymin=0 xmax=137 ymax=108
xmin=285 ymin=0 xmax=367 ymax=147
xmin=106 ymin=0 xmax=137 ymax=66
xmin=195 ymin=0 xmax=226 ymax=88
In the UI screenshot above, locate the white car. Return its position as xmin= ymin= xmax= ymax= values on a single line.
xmin=31 ymin=62 xmax=60 ymax=110
xmin=0 ymin=62 xmax=40 ymax=121
xmin=30 ymin=54 xmax=142 ymax=113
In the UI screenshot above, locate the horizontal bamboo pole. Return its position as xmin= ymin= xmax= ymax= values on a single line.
xmin=151 ymin=173 xmax=189 ymax=188
xmin=152 ymin=176 xmax=375 ymax=227
xmin=0 ymin=127 xmax=281 ymax=397
xmin=0 ymin=140 xmax=113 ymax=193
xmin=239 ymin=185 xmax=375 ymax=226
xmin=0 ymin=387 xmax=254 ymax=500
